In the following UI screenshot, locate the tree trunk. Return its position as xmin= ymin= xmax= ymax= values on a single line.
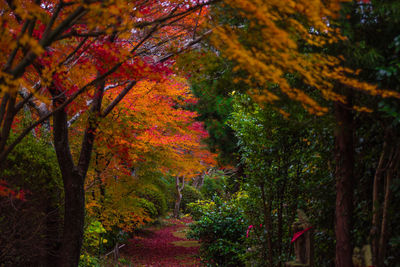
xmin=334 ymin=100 xmax=354 ymax=267
xmin=0 ymin=93 xmax=16 ymax=152
xmin=277 ymin=169 xmax=287 ymax=267
xmin=58 ymin=171 xmax=85 ymax=267
xmin=370 ymin=130 xmax=390 ymax=266
xmin=173 ymin=191 xmax=182 ymax=219
xmin=52 ymin=76 xmax=104 ymax=266
xmin=173 ymin=176 xmax=185 ymax=219
xmin=52 ymin=104 xmax=85 ymax=267
xmin=260 ymin=183 xmax=273 ymax=267
xmin=377 ymin=144 xmax=400 ymax=267
xmin=277 ymin=192 xmax=283 ymax=267
xmin=45 ymin=194 xmax=62 ymax=266
xmin=193 ymin=171 xmax=205 ymax=189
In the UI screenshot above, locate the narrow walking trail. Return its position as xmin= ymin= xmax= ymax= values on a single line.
xmin=122 ymin=217 xmax=202 ymax=266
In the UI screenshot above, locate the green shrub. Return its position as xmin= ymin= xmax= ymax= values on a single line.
xmin=188 ymin=196 xmax=247 ymax=266
xmin=181 ymin=185 xmax=203 ymax=213
xmin=187 ymin=200 xmax=215 ymax=221
xmin=200 ymin=177 xmax=223 ymax=199
xmin=78 ymin=253 xmax=101 ymax=267
xmin=199 ymin=171 xmax=238 ymax=200
xmin=152 ymin=177 xmax=169 ymax=195
xmin=0 ymin=134 xmax=63 ymax=266
xmin=81 ymin=220 xmax=107 ymax=256
xmin=137 ymin=198 xmax=158 ymax=219
xmin=136 ymin=185 xmax=167 ymax=216
xmin=166 ymin=183 xmax=177 ymax=210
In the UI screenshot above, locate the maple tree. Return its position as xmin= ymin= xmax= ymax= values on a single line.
xmin=0 ymin=0 xmax=216 ymax=265
xmin=83 ymin=76 xmax=216 ymax=231
xmin=209 ymin=0 xmax=399 ymax=114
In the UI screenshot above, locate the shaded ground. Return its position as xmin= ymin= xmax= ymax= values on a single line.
xmin=122 ymin=217 xmax=202 ymax=266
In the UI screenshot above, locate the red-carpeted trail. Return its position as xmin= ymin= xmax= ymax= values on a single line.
xmin=122 ymin=217 xmax=202 ymax=266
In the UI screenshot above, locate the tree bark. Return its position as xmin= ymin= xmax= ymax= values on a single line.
xmin=377 ymin=144 xmax=400 ymax=267
xmin=0 ymin=93 xmax=16 ymax=153
xmin=334 ymin=100 xmax=354 ymax=267
xmin=173 ymin=176 xmax=185 ymax=219
xmin=53 ymin=76 xmax=105 ymax=266
xmin=53 ymin=104 xmax=85 ymax=267
xmin=260 ymin=183 xmax=273 ymax=267
xmin=370 ymin=129 xmax=391 ymax=266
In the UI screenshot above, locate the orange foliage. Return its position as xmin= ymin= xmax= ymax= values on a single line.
xmin=0 ymin=0 xmax=216 ymax=233
xmin=211 ymin=0 xmax=400 ymax=114
xmin=93 ymin=75 xmax=216 ymax=179
xmin=82 ymin=74 xmax=216 ymax=229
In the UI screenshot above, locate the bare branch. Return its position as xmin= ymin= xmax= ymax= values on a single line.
xmin=134 ymin=1 xmax=217 ymax=28
xmin=57 ymin=30 xmax=106 ymax=41
xmin=41 ymin=1 xmax=65 ymax=41
xmin=5 ymin=0 xmax=22 ymax=23
xmin=158 ymin=29 xmax=212 ymax=62
xmin=4 ymin=20 xmax=30 ymax=71
xmin=102 ymin=81 xmax=136 ymax=117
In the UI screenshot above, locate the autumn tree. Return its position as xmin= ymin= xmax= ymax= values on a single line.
xmin=0 ymin=1 xmax=215 ymax=266
xmin=84 ymin=76 xmax=216 ymax=223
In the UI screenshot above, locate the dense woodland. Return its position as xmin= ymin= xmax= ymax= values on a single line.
xmin=0 ymin=0 xmax=399 ymax=266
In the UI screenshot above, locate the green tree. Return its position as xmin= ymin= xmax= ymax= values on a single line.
xmin=228 ymin=94 xmax=335 ymax=266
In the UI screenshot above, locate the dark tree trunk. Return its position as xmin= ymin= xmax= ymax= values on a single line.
xmin=45 ymin=196 xmax=62 ymax=266
xmin=334 ymin=100 xmax=354 ymax=267
xmin=58 ymin=171 xmax=85 ymax=267
xmin=52 ymin=77 xmax=105 ymax=266
xmin=277 ymin=190 xmax=283 ymax=267
xmin=260 ymin=183 xmax=273 ymax=267
xmin=53 ymin=105 xmax=85 ymax=267
xmin=378 ymin=142 xmax=400 ymax=267
xmin=371 ymin=129 xmax=391 ymax=266
xmin=0 ymin=93 xmax=16 ymax=152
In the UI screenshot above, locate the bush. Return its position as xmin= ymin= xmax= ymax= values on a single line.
xmin=0 ymin=134 xmax=63 ymax=266
xmin=78 ymin=253 xmax=101 ymax=267
xmin=187 ymin=199 xmax=215 ymax=221
xmin=137 ymin=198 xmax=158 ymax=219
xmin=136 ymin=185 xmax=167 ymax=216
xmin=81 ymin=220 xmax=107 ymax=256
xmin=200 ymin=176 xmax=225 ymax=199
xmin=181 ymin=185 xmax=203 ymax=213
xmin=187 ymin=196 xmax=247 ymax=266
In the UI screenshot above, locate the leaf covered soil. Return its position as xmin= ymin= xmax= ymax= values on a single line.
xmin=122 ymin=217 xmax=202 ymax=266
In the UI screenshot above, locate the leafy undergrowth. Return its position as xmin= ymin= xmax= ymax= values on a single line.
xmin=122 ymin=216 xmax=202 ymax=266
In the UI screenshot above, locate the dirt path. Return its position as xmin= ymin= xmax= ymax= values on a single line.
xmin=122 ymin=217 xmax=202 ymax=266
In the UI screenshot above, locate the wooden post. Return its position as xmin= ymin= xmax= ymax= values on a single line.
xmin=113 ymin=241 xmax=119 ymax=264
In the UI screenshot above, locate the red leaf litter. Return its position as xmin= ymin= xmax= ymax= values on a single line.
xmin=123 ymin=217 xmax=202 ymax=266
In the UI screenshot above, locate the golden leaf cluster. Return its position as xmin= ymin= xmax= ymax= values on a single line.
xmin=211 ymin=0 xmax=399 ymax=114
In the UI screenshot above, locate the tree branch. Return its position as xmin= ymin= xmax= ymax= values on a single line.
xmin=101 ymin=81 xmax=136 ymax=117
